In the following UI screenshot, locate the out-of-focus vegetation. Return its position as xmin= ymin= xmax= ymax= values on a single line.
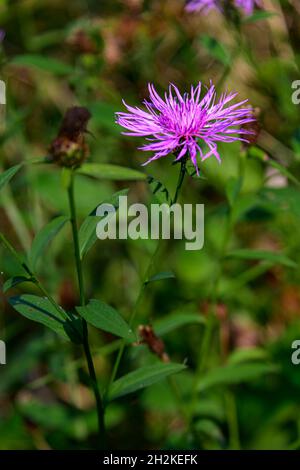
xmin=1 ymin=0 xmax=300 ymax=450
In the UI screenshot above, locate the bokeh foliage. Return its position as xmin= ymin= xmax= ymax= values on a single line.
xmin=1 ymin=0 xmax=300 ymax=450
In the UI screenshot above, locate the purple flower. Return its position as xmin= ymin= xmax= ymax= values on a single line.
xmin=185 ymin=0 xmax=261 ymax=16
xmin=0 ymin=29 xmax=5 ymax=43
xmin=234 ymin=0 xmax=260 ymax=15
xmin=116 ymin=82 xmax=254 ymax=174
xmin=185 ymin=0 xmax=218 ymax=13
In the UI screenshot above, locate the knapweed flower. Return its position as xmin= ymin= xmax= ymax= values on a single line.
xmin=116 ymin=82 xmax=254 ymax=174
xmin=185 ymin=0 xmax=261 ymax=16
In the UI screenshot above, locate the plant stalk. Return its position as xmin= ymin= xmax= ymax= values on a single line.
xmin=106 ymin=158 xmax=187 ymax=395
xmin=67 ymin=170 xmax=106 ymax=448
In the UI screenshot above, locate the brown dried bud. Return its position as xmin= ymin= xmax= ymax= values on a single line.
xmin=138 ymin=325 xmax=169 ymax=363
xmin=48 ymin=106 xmax=91 ymax=168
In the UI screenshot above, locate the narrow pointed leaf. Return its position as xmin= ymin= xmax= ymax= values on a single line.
xmin=201 ymin=35 xmax=231 ymax=66
xmin=154 ymin=312 xmax=206 ymax=336
xmin=225 ymin=177 xmax=242 ymax=207
xmin=228 ymin=348 xmax=269 ymax=365
xmin=29 ymin=215 xmax=69 ymax=270
xmin=76 ymin=299 xmax=135 ymax=341
xmin=10 ymin=55 xmax=73 ymax=75
xmin=79 ymin=163 xmax=146 ymax=181
xmin=145 ymin=271 xmax=175 ymax=285
xmin=226 ymin=249 xmax=297 ymax=268
xmin=0 ymin=164 xmax=22 ymax=191
xmin=108 ymin=362 xmax=186 ymax=401
xmin=243 ymin=11 xmax=278 ymax=24
xmin=197 ymin=363 xmax=278 ymax=392
xmin=8 ymin=294 xmax=69 ymax=340
xmin=3 ymin=276 xmax=34 ymax=293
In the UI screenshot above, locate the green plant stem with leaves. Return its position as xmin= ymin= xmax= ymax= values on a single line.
xmin=66 ymin=169 xmax=106 ymax=448
xmin=0 ymin=231 xmax=67 ymax=321
xmin=106 ymin=158 xmax=188 ymax=398
xmin=191 ymin=151 xmax=247 ymax=448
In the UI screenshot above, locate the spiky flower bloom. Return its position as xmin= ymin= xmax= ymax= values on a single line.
xmin=185 ymin=0 xmax=260 ymax=16
xmin=116 ymin=82 xmax=254 ymax=174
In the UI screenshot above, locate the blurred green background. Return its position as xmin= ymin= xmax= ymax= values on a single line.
xmin=1 ymin=0 xmax=300 ymax=450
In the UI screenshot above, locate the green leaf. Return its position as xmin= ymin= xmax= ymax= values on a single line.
xmin=79 ymin=163 xmax=146 ymax=181
xmin=242 ymin=11 xmax=278 ymax=24
xmin=200 ymin=35 xmax=231 ymax=66
xmin=19 ymin=399 xmax=70 ymax=431
xmin=108 ymin=362 xmax=186 ymax=401
xmin=228 ymin=348 xmax=269 ymax=365
xmin=3 ymin=276 xmax=33 ymax=293
xmin=29 ymin=216 xmax=69 ymax=270
xmin=76 ymin=299 xmax=135 ymax=341
xmin=194 ymin=419 xmax=224 ymax=442
xmin=79 ymin=189 xmax=129 ymax=259
xmin=154 ymin=312 xmax=206 ymax=336
xmin=197 ymin=363 xmax=278 ymax=392
xmin=145 ymin=271 xmax=175 ymax=285
xmin=226 ymin=249 xmax=297 ymax=268
xmin=146 ymin=175 xmax=171 ymax=204
xmin=10 ymin=55 xmax=73 ymax=75
xmin=8 ymin=295 xmax=70 ymax=340
xmin=0 ymin=164 xmax=22 ymax=191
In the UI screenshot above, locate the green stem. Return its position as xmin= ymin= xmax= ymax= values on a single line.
xmin=67 ymin=170 xmax=106 ymax=448
xmin=172 ymin=157 xmax=187 ymax=205
xmin=225 ymin=391 xmax=240 ymax=450
xmin=67 ymin=173 xmax=85 ymax=306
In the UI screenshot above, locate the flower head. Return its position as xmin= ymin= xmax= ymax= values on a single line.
xmin=185 ymin=0 xmax=261 ymax=16
xmin=47 ymin=107 xmax=91 ymax=168
xmin=116 ymin=82 xmax=254 ymax=174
